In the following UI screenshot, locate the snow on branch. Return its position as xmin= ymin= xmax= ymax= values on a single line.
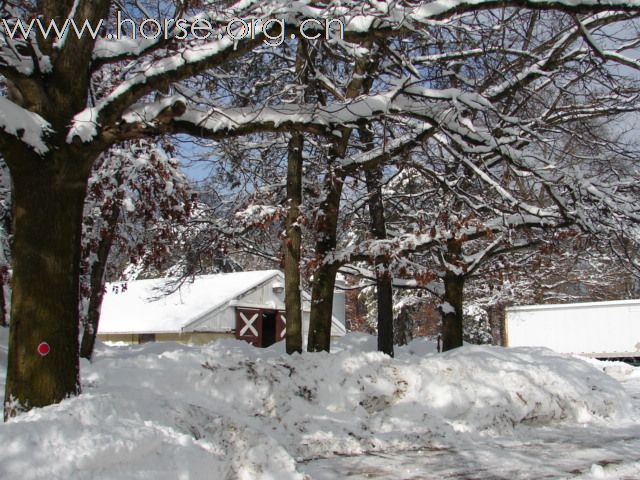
xmin=91 ymin=3 xmax=233 ymax=63
xmin=0 ymin=97 xmax=52 ymax=154
xmin=69 ymin=34 xmax=263 ymax=144
xmin=329 ymin=210 xmax=561 ymax=269
xmin=339 ymin=264 xmax=444 ymax=295
xmin=407 ymin=0 xmax=640 ymax=19
xmin=296 ymin=0 xmax=640 ymax=34
xmin=145 ymin=85 xmax=495 ymax=145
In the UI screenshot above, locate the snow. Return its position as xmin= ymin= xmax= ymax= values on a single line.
xmin=440 ymin=301 xmax=456 ymax=315
xmin=51 ymin=0 xmax=82 ymax=50
xmin=121 ymin=196 xmax=135 ymax=213
xmin=99 ymin=270 xmax=281 ymax=334
xmin=234 ymin=204 xmax=278 ymax=222
xmin=167 ymin=84 xmax=493 ymax=143
xmin=0 ymin=97 xmax=52 ymax=154
xmin=65 ymin=106 xmax=99 ymax=144
xmin=1 ymin=327 xmax=639 ymax=479
xmin=93 ymin=36 xmax=160 ymax=60
xmin=69 ymin=35 xmax=239 ymax=144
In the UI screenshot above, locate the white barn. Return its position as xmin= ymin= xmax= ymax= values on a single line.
xmin=98 ymin=270 xmax=346 ymax=347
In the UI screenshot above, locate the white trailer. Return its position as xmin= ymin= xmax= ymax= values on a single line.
xmin=504 ymin=299 xmax=640 ymax=358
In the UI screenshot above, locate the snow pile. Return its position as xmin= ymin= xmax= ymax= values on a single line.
xmin=580 ymin=356 xmax=640 ymax=383
xmin=0 ymin=331 xmax=632 ymax=479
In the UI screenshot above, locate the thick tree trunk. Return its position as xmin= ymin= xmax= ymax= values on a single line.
xmin=375 ymin=271 xmax=394 ymax=355
xmin=284 ymin=133 xmax=303 ymax=354
xmin=439 ymin=238 xmax=466 ymax=351
xmin=364 ymin=165 xmax=394 ymax=357
xmin=307 ymin=171 xmax=343 ymax=352
xmin=0 ymin=200 xmax=10 ymax=328
xmin=4 ymin=155 xmax=90 ymax=419
xmin=440 ymin=271 xmax=465 ymax=352
xmin=79 ymin=202 xmax=119 ymax=360
xmin=308 ymin=261 xmax=340 ymax=352
xmin=440 ymin=246 xmax=465 ymax=352
xmin=306 ymin=46 xmax=376 ymax=352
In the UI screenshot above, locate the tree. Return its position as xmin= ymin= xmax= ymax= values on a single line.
xmin=0 ymin=160 xmax=11 ymax=328
xmin=79 ymin=139 xmax=193 ymax=360
xmin=0 ymin=0 xmax=271 ymax=418
xmin=331 ymin=8 xmax=640 ymax=351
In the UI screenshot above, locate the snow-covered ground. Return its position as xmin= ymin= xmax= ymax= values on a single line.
xmin=0 ymin=329 xmax=639 ymax=479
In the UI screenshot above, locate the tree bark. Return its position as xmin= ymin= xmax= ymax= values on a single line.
xmin=0 ymin=263 xmax=8 ymax=327
xmin=306 ymin=42 xmax=378 ymax=352
xmin=393 ymin=305 xmax=413 ymax=346
xmin=307 ymin=171 xmax=343 ymax=352
xmin=4 ymin=151 xmax=91 ymax=419
xmin=441 ymin=271 xmax=465 ymax=351
xmin=0 ymin=187 xmax=11 ymax=328
xmin=308 ymin=261 xmax=340 ymax=352
xmin=440 ymin=240 xmax=465 ymax=351
xmin=79 ymin=201 xmax=119 ymax=360
xmin=284 ymin=133 xmax=304 ymax=354
xmin=375 ymin=270 xmax=394 ymax=355
xmin=364 ymin=163 xmax=394 ymax=357
xmin=0 ymin=0 xmax=109 ymax=418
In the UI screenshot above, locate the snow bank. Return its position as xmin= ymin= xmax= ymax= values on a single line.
xmin=0 ymin=331 xmax=632 ymax=479
xmin=579 ymin=355 xmax=640 ymax=382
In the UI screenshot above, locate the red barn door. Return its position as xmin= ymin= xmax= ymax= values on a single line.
xmin=276 ymin=311 xmax=287 ymax=342
xmin=235 ymin=308 xmax=262 ymax=346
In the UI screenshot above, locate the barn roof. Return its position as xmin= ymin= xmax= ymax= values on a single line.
xmin=98 ymin=270 xmax=282 ymax=334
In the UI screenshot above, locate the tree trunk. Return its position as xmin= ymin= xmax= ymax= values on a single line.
xmin=0 ymin=190 xmax=12 ymax=328
xmin=284 ymin=133 xmax=303 ymax=354
xmin=4 ymin=154 xmax=90 ymax=419
xmin=306 ymin=45 xmax=376 ymax=352
xmin=375 ymin=271 xmax=394 ymax=355
xmin=79 ymin=202 xmax=119 ymax=360
xmin=393 ymin=304 xmax=413 ymax=346
xmin=308 ymin=261 xmax=340 ymax=352
xmin=0 ymin=268 xmax=8 ymax=327
xmin=438 ymin=237 xmax=466 ymax=351
xmin=440 ymin=271 xmax=465 ymax=352
xmin=307 ymin=170 xmax=343 ymax=352
xmin=364 ymin=164 xmax=394 ymax=357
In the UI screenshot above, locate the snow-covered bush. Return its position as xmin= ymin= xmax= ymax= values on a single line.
xmin=463 ymin=304 xmax=493 ymax=344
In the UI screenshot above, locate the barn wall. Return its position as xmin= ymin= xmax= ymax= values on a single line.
xmin=301 ymin=310 xmax=343 ymax=342
xmin=192 ymin=277 xmax=287 ymax=332
xmin=98 ymin=332 xmax=234 ymax=345
xmin=99 ymin=273 xmax=344 ymax=347
xmin=156 ymin=332 xmax=234 ymax=345
xmin=252 ymin=281 xmax=285 ymax=304
xmin=302 ymin=310 xmax=309 ymax=347
xmin=193 ymin=307 xmax=236 ymax=332
xmin=98 ymin=333 xmax=139 ymax=344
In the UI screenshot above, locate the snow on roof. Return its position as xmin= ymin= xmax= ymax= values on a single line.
xmin=99 ymin=270 xmax=281 ymax=334
xmin=506 ymin=298 xmax=640 ymax=312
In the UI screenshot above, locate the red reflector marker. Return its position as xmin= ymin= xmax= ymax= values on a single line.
xmin=37 ymin=342 xmax=50 ymax=357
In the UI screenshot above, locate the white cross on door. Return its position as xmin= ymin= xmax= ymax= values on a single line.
xmin=239 ymin=312 xmax=259 ymax=337
xmin=279 ymin=313 xmax=287 ymax=339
